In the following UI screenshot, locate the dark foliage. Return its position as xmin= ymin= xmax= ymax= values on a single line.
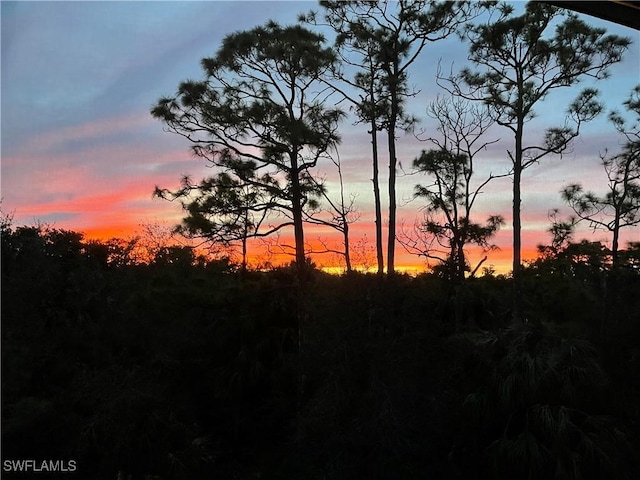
xmin=2 ymin=224 xmax=639 ymax=478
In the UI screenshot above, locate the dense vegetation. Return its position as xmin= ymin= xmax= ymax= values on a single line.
xmin=3 ymin=222 xmax=640 ymax=479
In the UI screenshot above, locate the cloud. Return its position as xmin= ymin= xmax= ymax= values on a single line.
xmin=9 ymin=177 xmax=184 ymax=238
xmin=1 ymin=110 xmax=203 ymax=233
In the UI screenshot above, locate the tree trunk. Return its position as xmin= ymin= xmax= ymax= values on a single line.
xmin=457 ymin=238 xmax=466 ymax=284
xmin=241 ymin=236 xmax=248 ymax=273
xmin=344 ymin=220 xmax=352 ymax=273
xmin=612 ymin=215 xmax=620 ymax=269
xmin=387 ymin=125 xmax=397 ymax=276
xmin=290 ymin=155 xmax=306 ymax=272
xmin=371 ymin=119 xmax=384 ymax=275
xmin=387 ymin=89 xmax=399 ymax=276
xmin=241 ymin=213 xmax=249 ymax=273
xmin=512 ymin=126 xmax=524 ymax=322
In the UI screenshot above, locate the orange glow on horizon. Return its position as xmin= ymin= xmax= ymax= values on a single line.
xmin=81 ymin=224 xmax=143 ymax=242
xmin=76 ymin=222 xmax=542 ymax=276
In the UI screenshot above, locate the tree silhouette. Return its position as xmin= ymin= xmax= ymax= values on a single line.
xmin=408 ymin=96 xmax=503 ymax=283
xmin=562 ymin=86 xmax=640 ymax=269
xmin=151 ymin=21 xmax=343 ymax=274
xmin=303 ymin=2 xmax=392 ymax=275
xmin=303 ymin=151 xmax=360 ymax=272
xmin=155 ymin=173 xmax=271 ymax=271
xmin=313 ymin=0 xmax=489 ymax=274
xmin=442 ymin=2 xmax=630 ymax=320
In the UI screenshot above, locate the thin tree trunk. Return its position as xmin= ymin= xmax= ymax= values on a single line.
xmin=387 ymin=127 xmax=397 ymax=276
xmin=612 ymin=219 xmax=620 ymax=269
xmin=371 ymin=120 xmax=384 ymax=275
xmin=344 ymin=221 xmax=352 ymax=272
xmin=387 ymin=100 xmax=398 ymax=276
xmin=241 ymin=212 xmax=249 ymax=273
xmin=457 ymin=239 xmax=466 ymax=284
xmin=241 ymin=236 xmax=247 ymax=273
xmin=292 ymin=202 xmax=306 ymax=268
xmin=387 ymin=56 xmax=402 ymax=276
xmin=513 ymin=125 xmax=524 ymax=322
xmin=290 ymin=156 xmax=306 ymax=272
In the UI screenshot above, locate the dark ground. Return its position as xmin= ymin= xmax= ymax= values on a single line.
xmin=3 ymin=226 xmax=640 ymax=479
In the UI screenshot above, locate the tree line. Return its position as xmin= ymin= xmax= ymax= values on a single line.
xmin=151 ymin=1 xmax=637 ymax=321
xmin=2 ymin=212 xmax=640 ymax=478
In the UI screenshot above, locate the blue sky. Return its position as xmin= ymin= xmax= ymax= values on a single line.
xmin=2 ymin=1 xmax=639 ymax=271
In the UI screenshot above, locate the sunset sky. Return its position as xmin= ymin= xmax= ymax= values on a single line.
xmin=2 ymin=1 xmax=639 ymax=273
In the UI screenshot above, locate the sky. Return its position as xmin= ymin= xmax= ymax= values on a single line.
xmin=2 ymin=0 xmax=639 ymax=273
